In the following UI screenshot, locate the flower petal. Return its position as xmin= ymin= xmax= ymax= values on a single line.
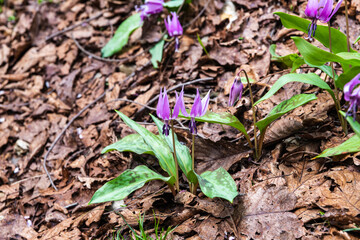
xmin=200 ymin=90 xmax=211 ymax=116
xmin=190 ymin=89 xmax=202 ymax=117
xmin=326 ymin=0 xmax=343 ymax=22
xmin=344 ymin=73 xmax=360 ymax=101
xmin=156 ymin=88 xmax=164 ymax=119
xmin=162 ymin=87 xmax=171 ymax=120
xmin=305 ymin=0 xmax=319 ymax=18
xmin=318 ymin=0 xmax=333 ymax=21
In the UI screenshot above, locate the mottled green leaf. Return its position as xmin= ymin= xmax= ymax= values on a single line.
xmin=101 ymin=134 xmax=154 ymax=155
xmin=270 ymin=44 xmax=305 ymax=72
xmin=275 ymin=12 xmax=354 ymax=53
xmin=89 ymin=165 xmax=173 ymax=204
xmin=315 ymin=135 xmax=360 ymax=158
xmin=254 ymin=73 xmax=335 ymax=105
xmin=151 ymin=114 xmax=197 ymax=184
xmin=101 ymin=13 xmax=142 ymax=58
xmin=115 ymin=110 xmax=177 ymax=180
xmin=292 ymin=37 xmax=360 ymax=72
xmin=149 ymin=37 xmax=165 ymax=69
xmin=197 ymin=167 xmax=238 ymax=203
xmin=340 ymin=111 xmax=360 ymax=138
xmin=179 ymin=111 xmax=250 ymax=143
xmin=256 ymin=94 xmax=317 ymax=132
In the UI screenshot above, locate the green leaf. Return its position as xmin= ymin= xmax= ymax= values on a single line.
xmin=336 ymin=66 xmax=360 ymax=90
xmin=89 ymin=165 xmax=173 ymax=204
xmin=340 ymin=111 xmax=360 ymax=138
xmin=197 ymin=33 xmax=209 ymax=57
xmin=150 ymin=114 xmax=198 ymax=184
xmin=307 ymin=63 xmax=338 ymax=81
xmin=270 ymin=44 xmax=305 ymax=72
xmin=163 ymin=0 xmax=184 ymax=10
xmin=254 ymin=73 xmax=335 ymax=105
xmin=315 ymin=135 xmax=360 ymax=158
xmin=149 ymin=37 xmax=166 ymax=69
xmin=292 ymin=37 xmax=360 ymax=70
xmin=101 ymin=134 xmax=154 ymax=155
xmin=179 ymin=111 xmax=250 ymax=143
xmin=274 ymin=12 xmax=355 ymax=53
xmin=256 ymin=94 xmax=317 ymax=132
xmin=197 ymin=167 xmax=238 ymax=203
xmin=101 ymin=13 xmax=142 ymax=58
xmin=355 ymin=35 xmax=360 ymax=44
xmin=115 ymin=110 xmax=177 ymax=180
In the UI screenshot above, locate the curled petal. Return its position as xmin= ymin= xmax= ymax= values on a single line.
xmin=156 ymin=87 xmax=171 ymax=120
xmin=326 ymin=0 xmax=343 ymax=22
xmin=156 ymin=88 xmax=164 ymax=118
xmin=200 ymin=90 xmax=211 ymax=116
xmin=344 ymin=73 xmax=360 ymax=101
xmin=318 ymin=0 xmax=333 ymax=21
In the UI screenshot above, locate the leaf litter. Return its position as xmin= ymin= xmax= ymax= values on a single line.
xmin=1 ymin=0 xmax=360 ymax=239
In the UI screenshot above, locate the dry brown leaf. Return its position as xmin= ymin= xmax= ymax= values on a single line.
xmin=237 ymin=185 xmax=306 ymax=239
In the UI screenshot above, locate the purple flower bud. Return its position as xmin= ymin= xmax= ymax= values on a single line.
xmin=137 ymin=0 xmax=164 ymax=22
xmin=344 ymin=73 xmax=360 ymax=119
xmin=164 ymin=12 xmax=183 ymax=52
xmin=180 ymin=88 xmax=210 ymax=135
xmin=304 ymin=0 xmax=343 ymax=40
xmin=228 ymin=75 xmax=244 ymax=106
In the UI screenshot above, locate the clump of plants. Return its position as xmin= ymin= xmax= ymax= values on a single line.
xmin=89 ymin=0 xmax=360 ymax=218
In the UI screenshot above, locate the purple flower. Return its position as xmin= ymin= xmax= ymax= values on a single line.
xmin=137 ymin=0 xmax=164 ymax=22
xmin=304 ymin=0 xmax=343 ymax=40
xmin=178 ymin=89 xmax=211 ymax=134
xmin=344 ymin=73 xmax=360 ymax=119
xmin=228 ymin=75 xmax=244 ymax=106
xmin=164 ymin=12 xmax=183 ymax=52
xmin=156 ymin=87 xmax=182 ymax=136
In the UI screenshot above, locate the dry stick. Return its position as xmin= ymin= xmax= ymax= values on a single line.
xmin=328 ymin=22 xmax=347 ymax=134
xmin=344 ymin=0 xmax=351 ymax=52
xmin=43 ymin=62 xmax=150 ymax=190
xmin=46 ymin=12 xmax=103 ymax=41
xmin=105 ymin=98 xmax=156 ymax=111
xmin=71 ymin=34 xmax=124 ymax=63
xmin=43 ymin=91 xmax=108 ymax=191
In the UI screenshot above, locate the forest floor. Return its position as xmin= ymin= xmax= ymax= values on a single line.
xmin=1 ymin=0 xmax=360 ymax=239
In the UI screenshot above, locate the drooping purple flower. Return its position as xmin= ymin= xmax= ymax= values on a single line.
xmin=178 ymin=89 xmax=210 ymax=134
xmin=304 ymin=0 xmax=343 ymax=40
xmin=164 ymin=12 xmax=183 ymax=52
xmin=228 ymin=74 xmax=244 ymax=106
xmin=156 ymin=87 xmax=182 ymax=136
xmin=344 ymin=73 xmax=360 ymax=119
xmin=137 ymin=0 xmax=164 ymax=22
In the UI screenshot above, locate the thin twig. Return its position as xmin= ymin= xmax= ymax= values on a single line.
xmin=43 ymin=91 xmax=109 ymax=191
xmin=105 ymin=98 xmax=156 ymax=111
xmin=71 ymin=34 xmax=124 ymax=63
xmin=46 ymin=12 xmax=103 ymax=41
xmin=43 ymin=62 xmax=149 ymax=190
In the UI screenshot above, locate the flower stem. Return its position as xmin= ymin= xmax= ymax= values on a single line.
xmin=328 ymin=22 xmax=347 ymax=134
xmin=344 ymin=0 xmax=351 ymax=52
xmin=171 ymin=120 xmax=179 ymax=192
xmin=191 ymin=134 xmax=196 ymax=195
xmin=240 ymin=69 xmax=258 ymax=160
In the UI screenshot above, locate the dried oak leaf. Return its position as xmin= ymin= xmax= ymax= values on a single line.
xmin=237 ymin=185 xmax=306 ymax=239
